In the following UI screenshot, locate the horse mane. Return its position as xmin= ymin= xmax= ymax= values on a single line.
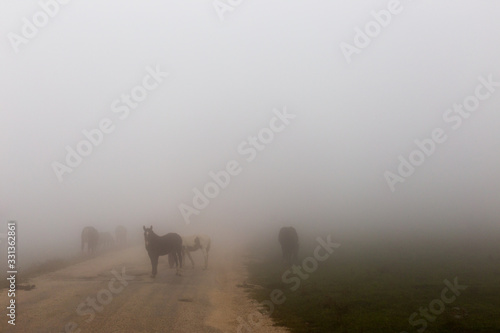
xmin=145 ymin=228 xmax=160 ymax=239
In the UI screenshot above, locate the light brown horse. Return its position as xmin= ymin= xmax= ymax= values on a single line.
xmin=168 ymin=235 xmax=211 ymax=270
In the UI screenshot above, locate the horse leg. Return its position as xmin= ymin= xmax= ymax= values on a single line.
xmin=293 ymin=246 xmax=299 ymax=264
xmin=149 ymin=255 xmax=158 ymax=278
xmin=202 ymin=248 xmax=208 ymax=270
xmin=173 ymin=251 xmax=180 ymax=276
xmin=285 ymin=249 xmax=293 ymax=265
xmin=186 ymin=250 xmax=195 ymax=268
xmin=168 ymin=253 xmax=173 ymax=268
xmin=181 ymin=247 xmax=186 ymax=266
xmin=178 ymin=248 xmax=183 ymax=274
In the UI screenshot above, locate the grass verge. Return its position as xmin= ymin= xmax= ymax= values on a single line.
xmin=245 ymin=236 xmax=500 ymax=333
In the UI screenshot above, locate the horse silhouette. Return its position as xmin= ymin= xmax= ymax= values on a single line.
xmin=279 ymin=226 xmax=299 ymax=264
xmin=81 ymin=226 xmax=99 ymax=254
xmin=115 ymin=225 xmax=127 ymax=248
xmin=182 ymin=235 xmax=211 ymax=270
xmin=168 ymin=235 xmax=211 ymax=270
xmin=143 ymin=226 xmax=182 ymax=277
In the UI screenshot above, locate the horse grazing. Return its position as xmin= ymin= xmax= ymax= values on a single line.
xmin=98 ymin=232 xmax=114 ymax=250
xmin=143 ymin=226 xmax=182 ymax=277
xmin=81 ymin=226 xmax=99 ymax=254
xmin=115 ymin=225 xmax=127 ymax=248
xmin=169 ymin=235 xmax=211 ymax=270
xmin=279 ymin=227 xmax=299 ymax=264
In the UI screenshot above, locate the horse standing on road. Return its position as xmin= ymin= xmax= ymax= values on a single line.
xmin=279 ymin=226 xmax=299 ymax=264
xmin=169 ymin=235 xmax=211 ymax=270
xmin=81 ymin=226 xmax=99 ymax=254
xmin=181 ymin=235 xmax=211 ymax=270
xmin=143 ymin=226 xmax=182 ymax=277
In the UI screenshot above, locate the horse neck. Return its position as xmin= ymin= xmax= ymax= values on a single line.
xmin=185 ymin=235 xmax=206 ymax=250
xmin=148 ymin=231 xmax=160 ymax=240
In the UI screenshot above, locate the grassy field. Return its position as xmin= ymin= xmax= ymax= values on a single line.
xmin=245 ymin=229 xmax=500 ymax=333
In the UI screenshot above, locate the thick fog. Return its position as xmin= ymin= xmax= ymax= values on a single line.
xmin=1 ymin=1 xmax=500 ymax=266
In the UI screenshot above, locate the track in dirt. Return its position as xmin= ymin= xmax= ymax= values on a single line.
xmin=0 ymin=245 xmax=289 ymax=333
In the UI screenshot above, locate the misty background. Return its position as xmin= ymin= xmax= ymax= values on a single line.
xmin=1 ymin=1 xmax=500 ymax=268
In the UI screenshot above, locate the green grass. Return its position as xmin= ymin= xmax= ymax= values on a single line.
xmin=245 ymin=235 xmax=500 ymax=333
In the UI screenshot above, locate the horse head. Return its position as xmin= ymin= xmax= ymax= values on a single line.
xmin=143 ymin=225 xmax=153 ymax=248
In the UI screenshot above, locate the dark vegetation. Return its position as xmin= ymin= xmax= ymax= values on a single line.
xmin=246 ymin=228 xmax=500 ymax=332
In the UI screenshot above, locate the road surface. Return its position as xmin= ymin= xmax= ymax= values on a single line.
xmin=1 ymin=245 xmax=289 ymax=333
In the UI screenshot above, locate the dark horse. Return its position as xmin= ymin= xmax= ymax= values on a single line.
xmin=115 ymin=225 xmax=127 ymax=248
xmin=279 ymin=226 xmax=299 ymax=264
xmin=143 ymin=226 xmax=182 ymax=278
xmin=81 ymin=226 xmax=99 ymax=254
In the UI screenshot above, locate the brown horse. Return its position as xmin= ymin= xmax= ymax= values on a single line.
xmin=143 ymin=226 xmax=182 ymax=277
xmin=81 ymin=226 xmax=99 ymax=254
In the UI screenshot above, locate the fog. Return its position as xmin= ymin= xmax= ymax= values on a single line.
xmin=1 ymin=1 xmax=500 ymax=268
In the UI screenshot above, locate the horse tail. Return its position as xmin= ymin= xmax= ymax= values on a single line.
xmin=168 ymin=253 xmax=177 ymax=268
xmin=178 ymin=240 xmax=183 ymax=268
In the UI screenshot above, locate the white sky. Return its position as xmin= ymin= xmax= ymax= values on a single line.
xmin=1 ymin=1 xmax=500 ymax=260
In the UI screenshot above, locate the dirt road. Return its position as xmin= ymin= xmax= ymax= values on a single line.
xmin=1 ymin=246 xmax=289 ymax=333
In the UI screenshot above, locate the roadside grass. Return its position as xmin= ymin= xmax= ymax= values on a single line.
xmin=245 ymin=234 xmax=500 ymax=333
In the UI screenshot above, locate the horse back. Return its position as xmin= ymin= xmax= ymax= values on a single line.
xmin=183 ymin=234 xmax=210 ymax=251
xmin=82 ymin=226 xmax=98 ymax=241
xmin=151 ymin=232 xmax=182 ymax=256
